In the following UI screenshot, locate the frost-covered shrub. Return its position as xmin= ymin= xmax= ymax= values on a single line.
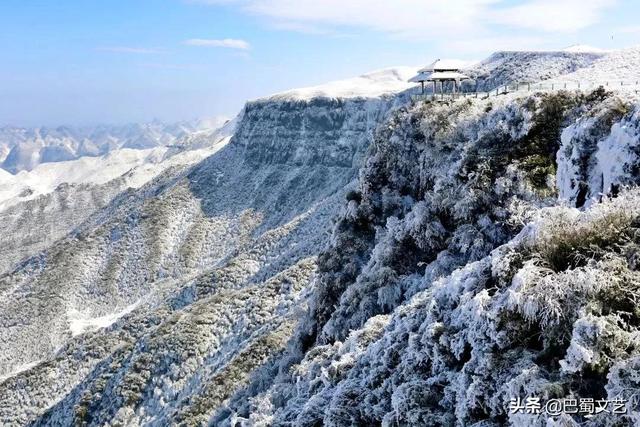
xmin=529 ymin=207 xmax=634 ymax=272
xmin=5 ymin=63 xmax=640 ymax=426
xmin=305 ymin=93 xmax=598 ymax=345
xmin=249 ymin=189 xmax=640 ymax=426
xmin=225 ymin=91 xmax=640 ymax=426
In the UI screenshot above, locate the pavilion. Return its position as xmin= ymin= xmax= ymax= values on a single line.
xmin=409 ymin=59 xmax=472 ymax=95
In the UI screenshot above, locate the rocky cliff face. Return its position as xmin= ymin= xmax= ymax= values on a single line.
xmin=236 ymin=97 xmax=404 ymax=168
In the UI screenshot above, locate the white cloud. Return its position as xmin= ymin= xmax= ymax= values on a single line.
xmin=491 ymin=0 xmax=616 ymax=32
xmin=237 ymin=0 xmax=496 ymax=39
xmin=184 ymin=38 xmax=251 ymax=50
xmin=189 ymin=0 xmax=616 ymax=39
xmin=97 ymin=46 xmax=165 ymax=54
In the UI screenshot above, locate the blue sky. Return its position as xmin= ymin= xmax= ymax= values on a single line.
xmin=1 ymin=0 xmax=639 ymax=126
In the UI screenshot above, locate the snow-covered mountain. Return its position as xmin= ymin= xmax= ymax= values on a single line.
xmin=2 ymin=50 xmax=640 ymax=426
xmin=265 ymin=66 xmax=418 ymax=101
xmin=0 ymin=118 xmax=236 ymax=275
xmin=463 ymin=50 xmax=604 ymax=92
xmin=547 ymin=45 xmax=640 ymax=85
xmin=0 ymin=118 xmax=228 ymax=174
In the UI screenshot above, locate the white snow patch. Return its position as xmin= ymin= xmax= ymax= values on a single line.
xmin=556 ymin=122 xmax=587 ymax=204
xmin=0 ymin=168 xmax=12 ymax=182
xmin=0 ymin=134 xmax=232 ymax=211
xmin=263 ymin=67 xmax=419 ymax=101
xmin=596 ymin=109 xmax=640 ymax=194
xmin=545 ymin=46 xmax=640 ymax=85
xmin=562 ymin=44 xmax=607 ymax=53
xmin=0 ymin=360 xmax=42 ymax=383
xmin=67 ymin=301 xmax=141 ymax=337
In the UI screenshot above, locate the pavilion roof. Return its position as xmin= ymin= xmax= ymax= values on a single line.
xmin=418 ymin=59 xmax=471 ymax=73
xmin=426 ymin=71 xmax=471 ymax=81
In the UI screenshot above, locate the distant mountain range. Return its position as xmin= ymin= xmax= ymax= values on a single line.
xmin=0 ymin=118 xmax=228 ymax=174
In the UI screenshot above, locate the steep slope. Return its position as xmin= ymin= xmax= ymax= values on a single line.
xmin=0 ymin=85 xmax=406 ymax=425
xmin=219 ymin=90 xmax=640 ymax=426
xmin=3 ymin=56 xmax=640 ymax=426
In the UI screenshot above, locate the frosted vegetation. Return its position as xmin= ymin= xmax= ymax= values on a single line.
xmin=227 ymin=89 xmax=640 ymax=426
xmin=0 ymin=93 xmax=401 ymax=425
xmin=1 ymin=49 xmax=640 ymax=425
xmin=467 ymin=51 xmax=604 ymax=92
xmin=0 ymin=120 xmax=236 ymax=275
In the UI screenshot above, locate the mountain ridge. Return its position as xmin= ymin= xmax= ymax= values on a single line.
xmin=2 ymin=48 xmax=640 ymax=425
xmin=0 ymin=117 xmax=229 ymax=174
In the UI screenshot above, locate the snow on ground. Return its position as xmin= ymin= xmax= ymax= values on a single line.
xmin=264 ymin=66 xmax=419 ymax=101
xmin=0 ymin=130 xmax=233 ymax=211
xmin=467 ymin=50 xmax=603 ymax=92
xmin=0 ymin=167 xmax=12 ymax=181
xmin=0 ymin=360 xmax=41 ymax=383
xmin=67 ymin=301 xmax=141 ymax=337
xmin=3 ymin=49 xmax=640 ymax=425
xmin=0 ymin=117 xmax=230 ymax=174
xmin=562 ymin=44 xmax=608 ymax=53
xmin=596 ymin=106 xmax=640 ymax=194
xmin=545 ymin=46 xmax=640 ymax=85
